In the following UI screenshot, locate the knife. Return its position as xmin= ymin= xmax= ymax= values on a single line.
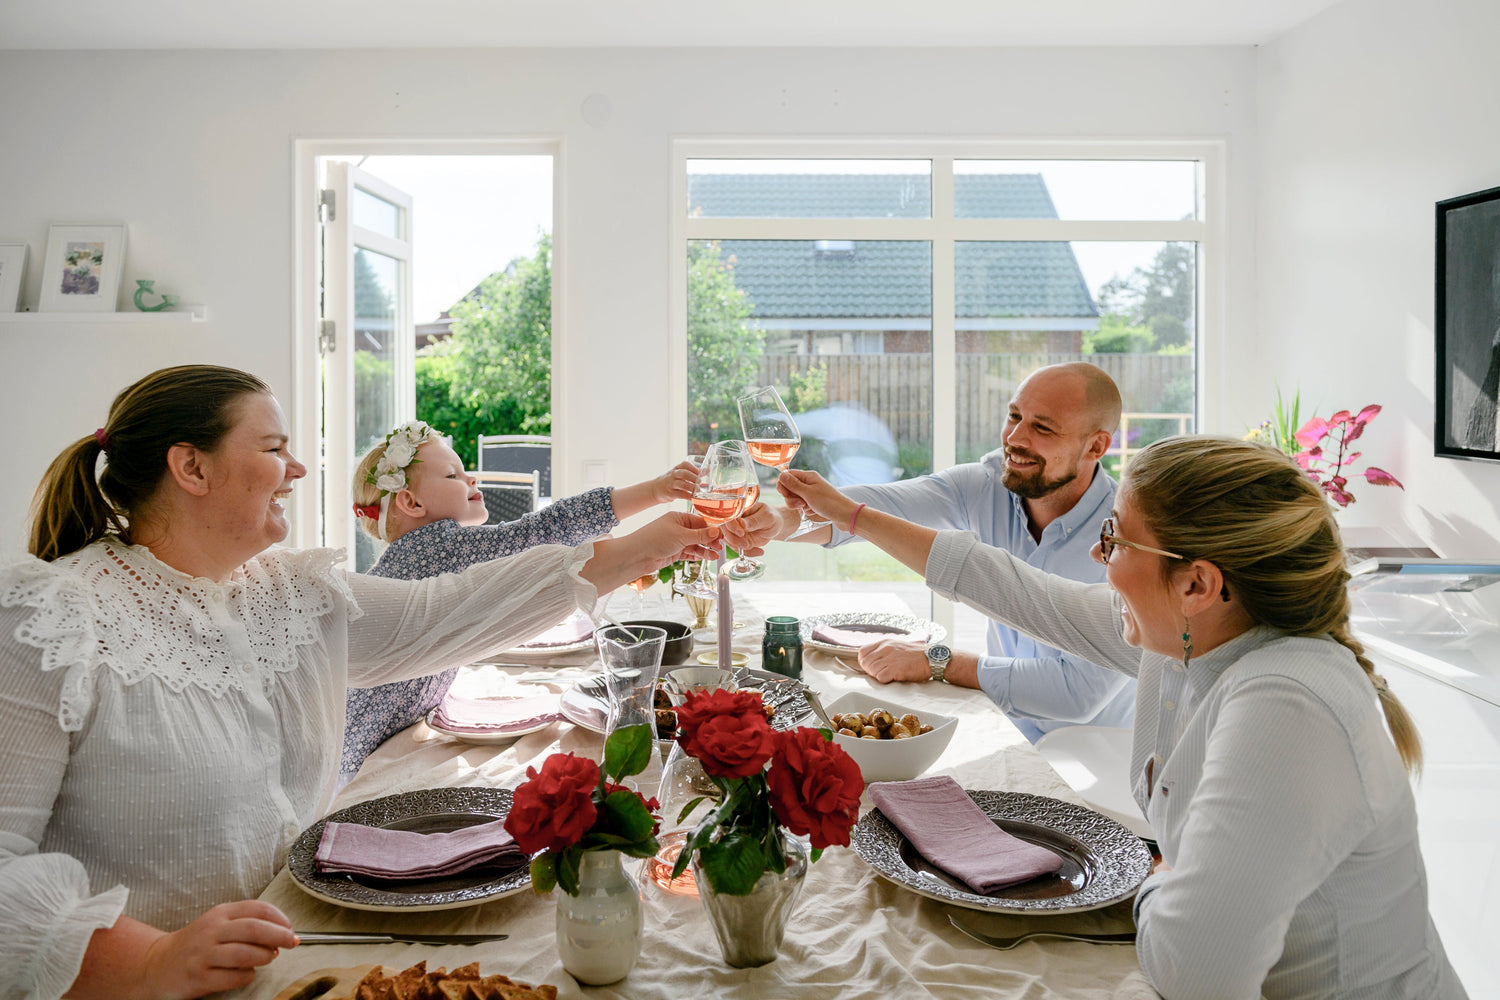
xmin=294 ymin=931 xmax=508 ymax=946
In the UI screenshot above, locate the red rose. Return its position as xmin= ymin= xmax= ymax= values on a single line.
xmin=766 ymin=728 xmax=864 ymax=849
xmin=674 ymin=689 xmax=777 ymax=779
xmin=503 ymin=753 xmax=600 ymax=854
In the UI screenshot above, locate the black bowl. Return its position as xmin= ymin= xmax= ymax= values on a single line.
xmin=620 ymin=619 xmax=695 ymax=666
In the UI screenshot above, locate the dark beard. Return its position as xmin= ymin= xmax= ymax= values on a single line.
xmin=1001 ymin=453 xmax=1079 ymax=499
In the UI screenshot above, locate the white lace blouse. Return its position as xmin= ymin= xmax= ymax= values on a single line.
xmin=0 ymin=538 xmax=595 ymax=1000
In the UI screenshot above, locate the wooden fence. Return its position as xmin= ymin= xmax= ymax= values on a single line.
xmin=759 ymin=352 xmax=1195 ymax=460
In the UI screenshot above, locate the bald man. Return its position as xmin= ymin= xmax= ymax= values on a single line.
xmin=756 ymin=362 xmax=1133 ymax=742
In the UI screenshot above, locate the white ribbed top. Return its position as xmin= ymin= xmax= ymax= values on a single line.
xmin=926 ymin=529 xmax=1467 ymax=1000
xmin=0 ymin=538 xmax=594 ymax=1000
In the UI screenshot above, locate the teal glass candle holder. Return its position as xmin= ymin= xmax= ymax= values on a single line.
xmin=761 ymin=615 xmax=803 ymax=679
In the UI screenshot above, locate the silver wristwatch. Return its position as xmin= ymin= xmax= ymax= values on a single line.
xmin=926 ymin=643 xmax=953 ymax=683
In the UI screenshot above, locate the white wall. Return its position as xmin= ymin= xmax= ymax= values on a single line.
xmin=0 ymin=46 xmax=1258 ymax=555
xmin=1256 ymin=0 xmax=1500 ymax=555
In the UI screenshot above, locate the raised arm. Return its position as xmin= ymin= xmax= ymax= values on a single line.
xmin=609 ymin=459 xmax=699 ymax=520
xmin=347 ymin=511 xmax=722 ymax=686
xmin=776 ymin=469 xmax=939 ymax=574
xmin=779 ymin=469 xmax=1139 ymax=674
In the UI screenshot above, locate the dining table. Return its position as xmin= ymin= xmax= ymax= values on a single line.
xmin=230 ymin=585 xmax=1156 ymax=1000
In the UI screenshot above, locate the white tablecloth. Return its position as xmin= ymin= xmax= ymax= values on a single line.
xmin=229 ymin=588 xmax=1155 ymax=1000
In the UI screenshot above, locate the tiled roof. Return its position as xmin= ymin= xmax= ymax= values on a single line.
xmin=689 ymin=174 xmax=1096 ymax=320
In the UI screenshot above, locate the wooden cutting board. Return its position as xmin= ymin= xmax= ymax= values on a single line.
xmin=271 ymin=965 xmax=377 ymax=1000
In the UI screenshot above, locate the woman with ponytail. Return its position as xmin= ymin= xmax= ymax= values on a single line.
xmin=0 ymin=365 xmax=723 ymax=1000
xmin=779 ymin=436 xmax=1464 ymax=1000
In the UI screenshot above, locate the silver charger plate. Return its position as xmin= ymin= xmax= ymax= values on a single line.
xmin=558 ymin=668 xmax=814 ymax=735
xmin=852 ymin=790 xmax=1152 ymax=914
xmin=800 ymin=612 xmax=947 ymax=655
xmin=288 ymin=787 xmax=529 ymax=912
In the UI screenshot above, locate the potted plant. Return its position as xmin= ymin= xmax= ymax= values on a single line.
xmin=1249 ymin=386 xmax=1404 ymax=508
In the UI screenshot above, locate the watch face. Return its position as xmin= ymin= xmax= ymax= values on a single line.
xmin=927 ymin=644 xmax=952 ymax=664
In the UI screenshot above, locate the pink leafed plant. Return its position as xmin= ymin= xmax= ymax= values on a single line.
xmin=1292 ymin=404 xmax=1404 ymax=508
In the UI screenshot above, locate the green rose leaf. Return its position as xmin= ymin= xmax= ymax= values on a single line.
xmin=530 ymin=851 xmax=558 ymax=894
xmin=698 ymin=831 xmax=768 ymax=896
xmin=602 ymin=724 xmax=653 ymax=782
xmin=554 ymin=845 xmax=583 ymax=897
xmin=600 ymin=788 xmax=658 ymax=844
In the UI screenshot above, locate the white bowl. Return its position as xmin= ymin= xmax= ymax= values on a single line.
xmin=825 ymin=690 xmax=958 ymax=784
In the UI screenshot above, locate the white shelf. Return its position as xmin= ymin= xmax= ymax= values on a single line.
xmin=1 ymin=306 xmax=207 ymax=323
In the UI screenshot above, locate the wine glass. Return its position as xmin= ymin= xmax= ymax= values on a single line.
xmin=738 ymin=385 xmax=825 ymax=541
xmin=691 ymin=440 xmax=757 ymax=537
xmin=625 ymin=570 xmax=656 ymax=617
xmin=673 ymin=455 xmax=714 ymax=598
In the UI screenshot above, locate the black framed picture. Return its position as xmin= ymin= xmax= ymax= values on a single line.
xmin=1436 ymin=185 xmax=1500 ymax=461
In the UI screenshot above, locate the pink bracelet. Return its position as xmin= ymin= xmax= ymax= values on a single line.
xmin=849 ymin=503 xmax=867 ymax=536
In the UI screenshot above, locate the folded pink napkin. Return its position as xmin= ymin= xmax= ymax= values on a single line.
xmin=867 ymin=776 xmax=1064 ymax=893
xmin=812 ymin=624 xmax=929 ymax=649
xmin=314 ymin=816 xmax=525 ymax=880
xmin=518 ymin=612 xmax=594 ymax=648
xmin=430 ymin=694 xmax=561 ymax=734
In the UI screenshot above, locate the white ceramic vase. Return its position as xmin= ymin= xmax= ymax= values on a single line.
xmin=555 ymin=850 xmax=642 ymax=985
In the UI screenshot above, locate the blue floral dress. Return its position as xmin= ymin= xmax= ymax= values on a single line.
xmin=340 ymin=487 xmax=616 ymax=775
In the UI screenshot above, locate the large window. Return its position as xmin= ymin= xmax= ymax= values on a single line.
xmin=676 ymin=147 xmax=1212 ymax=630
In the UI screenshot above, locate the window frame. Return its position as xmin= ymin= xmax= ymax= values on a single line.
xmin=669 ymin=139 xmax=1223 ymax=476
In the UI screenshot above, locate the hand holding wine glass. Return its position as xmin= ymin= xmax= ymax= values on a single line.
xmin=691 ymin=440 xmax=757 ymax=527
xmin=738 ymin=385 xmax=826 ymax=543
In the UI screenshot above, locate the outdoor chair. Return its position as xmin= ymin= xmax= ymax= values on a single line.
xmin=477 ymin=434 xmax=551 ymax=499
xmin=474 ymin=471 xmax=540 ymax=525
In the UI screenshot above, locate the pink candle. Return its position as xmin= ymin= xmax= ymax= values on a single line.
xmin=717 ymin=570 xmax=732 ymax=668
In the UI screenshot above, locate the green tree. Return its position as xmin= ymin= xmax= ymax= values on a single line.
xmin=1084 ymin=313 xmax=1155 ymax=354
xmin=686 ymin=240 xmax=762 ymax=446
xmin=1094 ymin=242 xmax=1194 ymax=349
xmin=440 ymin=234 xmax=554 ymax=440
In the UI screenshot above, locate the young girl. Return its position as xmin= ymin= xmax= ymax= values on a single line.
xmin=341 ymin=420 xmax=699 ymax=779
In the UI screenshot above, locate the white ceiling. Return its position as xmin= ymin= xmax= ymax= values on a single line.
xmin=0 ymin=0 xmax=1342 ymax=50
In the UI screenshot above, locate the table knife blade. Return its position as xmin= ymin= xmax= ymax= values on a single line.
xmin=295 ymin=931 xmax=508 ymax=946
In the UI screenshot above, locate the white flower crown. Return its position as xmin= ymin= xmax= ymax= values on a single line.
xmin=365 ymin=420 xmax=440 ymax=497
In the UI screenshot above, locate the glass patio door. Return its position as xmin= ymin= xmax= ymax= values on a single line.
xmin=321 ymin=160 xmax=415 ymax=569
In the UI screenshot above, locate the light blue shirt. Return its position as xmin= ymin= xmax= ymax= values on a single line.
xmin=828 ymin=448 xmax=1133 ymax=741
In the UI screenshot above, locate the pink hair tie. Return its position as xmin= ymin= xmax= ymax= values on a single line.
xmin=353 ymin=503 xmax=381 ymax=520
xmin=94 ymin=428 xmax=109 ymax=452
xmin=849 ymin=502 xmax=867 ymax=536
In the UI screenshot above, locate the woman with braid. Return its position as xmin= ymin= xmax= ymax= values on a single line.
xmin=777 ymin=436 xmax=1464 ymax=1000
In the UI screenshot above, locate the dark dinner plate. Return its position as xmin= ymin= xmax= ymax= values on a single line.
xmin=852 ymin=790 xmax=1152 ymax=914
xmin=288 ymin=787 xmax=529 ymax=912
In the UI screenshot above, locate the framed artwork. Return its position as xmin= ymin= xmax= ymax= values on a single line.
xmin=1436 ymin=186 xmax=1500 ymax=462
xmin=0 ymin=243 xmax=25 ymax=312
xmin=38 ymin=224 xmax=127 ymax=313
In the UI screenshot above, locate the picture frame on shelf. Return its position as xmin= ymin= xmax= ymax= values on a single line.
xmin=0 ymin=243 xmax=26 ymax=312
xmin=38 ymin=224 xmax=127 ymax=313
xmin=1436 ymin=185 xmax=1500 ymax=462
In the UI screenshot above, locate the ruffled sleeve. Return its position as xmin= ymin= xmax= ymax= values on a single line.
xmin=0 ymin=844 xmax=127 ymax=1000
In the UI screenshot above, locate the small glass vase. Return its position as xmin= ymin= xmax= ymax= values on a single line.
xmin=555 ymin=850 xmax=642 ymax=985
xmin=692 ymin=833 xmax=809 ymax=968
